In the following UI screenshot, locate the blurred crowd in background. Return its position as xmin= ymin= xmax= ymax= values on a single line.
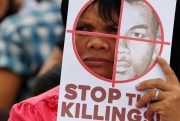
xmin=0 ymin=0 xmax=179 ymax=120
xmin=0 ymin=0 xmax=64 ymax=120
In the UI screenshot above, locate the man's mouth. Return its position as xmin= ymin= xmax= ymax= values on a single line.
xmin=116 ymin=60 xmax=132 ymax=72
xmin=83 ymin=57 xmax=113 ymax=67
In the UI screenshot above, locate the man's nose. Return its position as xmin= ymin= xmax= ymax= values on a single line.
xmin=118 ymin=40 xmax=129 ymax=54
xmin=87 ymin=36 xmax=109 ymax=51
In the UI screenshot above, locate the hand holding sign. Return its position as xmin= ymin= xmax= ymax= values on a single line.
xmin=136 ymin=56 xmax=180 ymax=121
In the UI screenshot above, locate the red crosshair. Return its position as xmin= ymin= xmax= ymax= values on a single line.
xmin=67 ymin=0 xmax=170 ymax=87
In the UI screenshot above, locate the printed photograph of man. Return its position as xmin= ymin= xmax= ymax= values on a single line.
xmin=116 ymin=0 xmax=161 ymax=80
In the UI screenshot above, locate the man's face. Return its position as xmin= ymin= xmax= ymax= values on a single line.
xmin=116 ymin=1 xmax=158 ymax=80
xmin=0 ymin=0 xmax=8 ymax=21
xmin=75 ymin=3 xmax=118 ymax=79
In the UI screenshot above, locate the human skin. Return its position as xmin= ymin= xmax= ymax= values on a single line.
xmin=13 ymin=0 xmax=22 ymax=12
xmin=136 ymin=56 xmax=180 ymax=121
xmin=116 ymin=1 xmax=158 ymax=80
xmin=0 ymin=69 xmax=21 ymax=109
xmin=0 ymin=0 xmax=23 ymax=110
xmin=0 ymin=0 xmax=22 ymax=22
xmin=39 ymin=47 xmax=63 ymax=75
xmin=75 ymin=2 xmax=118 ymax=79
xmin=0 ymin=0 xmax=8 ymax=21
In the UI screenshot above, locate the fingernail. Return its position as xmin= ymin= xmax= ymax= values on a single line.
xmin=156 ymin=55 xmax=162 ymax=59
xmin=136 ymin=102 xmax=139 ymax=108
xmin=135 ymin=83 xmax=140 ymax=89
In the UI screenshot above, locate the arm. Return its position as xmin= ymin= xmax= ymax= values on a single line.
xmin=8 ymin=103 xmax=42 ymax=121
xmin=0 ymin=69 xmax=22 ymax=109
xmin=38 ymin=47 xmax=63 ymax=75
xmin=136 ymin=56 xmax=180 ymax=121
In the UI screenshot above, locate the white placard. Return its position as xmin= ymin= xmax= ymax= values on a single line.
xmin=57 ymin=0 xmax=177 ymax=120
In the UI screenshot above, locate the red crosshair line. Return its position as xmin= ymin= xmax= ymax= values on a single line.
xmin=67 ymin=0 xmax=169 ymax=87
xmin=112 ymin=0 xmax=125 ymax=88
xmin=67 ymin=30 xmax=170 ymax=45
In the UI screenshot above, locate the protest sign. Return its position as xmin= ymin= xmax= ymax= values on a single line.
xmin=57 ymin=0 xmax=177 ymax=120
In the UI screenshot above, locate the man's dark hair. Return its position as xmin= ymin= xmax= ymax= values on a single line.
xmin=61 ymin=0 xmax=121 ymax=26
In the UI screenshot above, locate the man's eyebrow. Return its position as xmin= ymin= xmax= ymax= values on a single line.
xmin=130 ymin=24 xmax=148 ymax=30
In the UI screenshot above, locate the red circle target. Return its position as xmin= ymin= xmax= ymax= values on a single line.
xmin=67 ymin=0 xmax=168 ymax=86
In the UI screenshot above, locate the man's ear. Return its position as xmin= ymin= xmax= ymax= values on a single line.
xmin=152 ymin=26 xmax=161 ymax=60
xmin=152 ymin=44 xmax=160 ymax=60
xmin=148 ymin=44 xmax=160 ymax=69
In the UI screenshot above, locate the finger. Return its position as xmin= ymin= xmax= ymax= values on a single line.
xmin=136 ymin=90 xmax=166 ymax=108
xmin=136 ymin=79 xmax=171 ymax=91
xmin=144 ymin=111 xmax=154 ymax=121
xmin=156 ymin=56 xmax=179 ymax=84
xmin=145 ymin=102 xmax=162 ymax=121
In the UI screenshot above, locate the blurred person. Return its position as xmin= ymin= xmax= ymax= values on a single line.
xmin=0 ymin=0 xmax=38 ymax=22
xmin=38 ymin=32 xmax=64 ymax=75
xmin=0 ymin=0 xmax=21 ymax=22
xmin=0 ymin=0 xmax=63 ymax=23
xmin=16 ymin=0 xmax=38 ymax=14
xmin=30 ymin=0 xmax=66 ymax=96
xmin=30 ymin=1 xmax=65 ymax=96
xmin=31 ymin=38 xmax=64 ymax=96
xmin=0 ymin=0 xmax=64 ymax=109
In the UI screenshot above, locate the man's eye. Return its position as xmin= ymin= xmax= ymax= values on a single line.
xmin=131 ymin=33 xmax=144 ymax=38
